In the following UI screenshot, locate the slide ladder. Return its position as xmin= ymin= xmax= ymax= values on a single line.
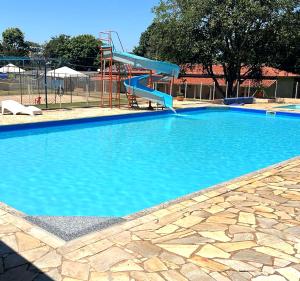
xmin=100 ymin=32 xmax=180 ymax=110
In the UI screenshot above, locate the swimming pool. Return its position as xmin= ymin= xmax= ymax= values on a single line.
xmin=277 ymin=104 xmax=300 ymax=110
xmin=1 ymin=107 xmax=300 ymax=217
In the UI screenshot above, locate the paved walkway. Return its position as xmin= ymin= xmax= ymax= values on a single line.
xmin=1 ymin=157 xmax=300 ymax=281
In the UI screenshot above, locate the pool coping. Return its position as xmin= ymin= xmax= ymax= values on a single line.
xmin=1 ymin=105 xmax=300 ymax=243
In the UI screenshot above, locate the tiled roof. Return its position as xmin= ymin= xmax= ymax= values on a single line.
xmin=182 ymin=64 xmax=298 ymax=77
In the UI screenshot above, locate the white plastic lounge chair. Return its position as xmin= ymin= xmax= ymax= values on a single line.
xmin=1 ymin=100 xmax=42 ymax=116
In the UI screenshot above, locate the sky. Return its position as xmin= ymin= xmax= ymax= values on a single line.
xmin=0 ymin=0 xmax=159 ymax=51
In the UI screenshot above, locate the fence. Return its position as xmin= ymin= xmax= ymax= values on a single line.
xmin=156 ymin=78 xmax=300 ymax=101
xmin=0 ymin=71 xmax=130 ymax=109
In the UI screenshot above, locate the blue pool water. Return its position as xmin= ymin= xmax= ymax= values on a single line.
xmin=277 ymin=105 xmax=300 ymax=110
xmin=1 ymin=108 xmax=300 ymax=216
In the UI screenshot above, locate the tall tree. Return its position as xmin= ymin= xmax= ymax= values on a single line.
xmin=44 ymin=34 xmax=99 ymax=70
xmin=136 ymin=0 xmax=300 ymax=96
xmin=43 ymin=34 xmax=71 ymax=64
xmin=67 ymin=34 xmax=99 ymax=70
xmin=270 ymin=9 xmax=300 ymax=74
xmin=2 ymin=28 xmax=29 ymax=56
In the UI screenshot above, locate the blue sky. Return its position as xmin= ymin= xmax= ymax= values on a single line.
xmin=0 ymin=0 xmax=159 ymax=51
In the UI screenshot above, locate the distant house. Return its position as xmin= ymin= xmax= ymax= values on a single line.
xmin=163 ymin=65 xmax=300 ymax=99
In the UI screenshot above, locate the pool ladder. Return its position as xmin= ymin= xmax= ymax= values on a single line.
xmin=266 ymin=110 xmax=277 ymax=116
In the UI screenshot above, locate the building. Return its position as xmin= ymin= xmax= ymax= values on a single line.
xmin=159 ymin=65 xmax=300 ymax=100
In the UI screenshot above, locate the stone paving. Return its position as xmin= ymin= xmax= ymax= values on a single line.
xmin=1 ymin=157 xmax=300 ymax=280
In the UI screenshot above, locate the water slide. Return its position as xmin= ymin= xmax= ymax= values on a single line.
xmin=102 ymin=48 xmax=180 ymax=109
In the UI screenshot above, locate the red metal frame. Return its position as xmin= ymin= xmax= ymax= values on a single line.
xmin=98 ymin=31 xmax=121 ymax=108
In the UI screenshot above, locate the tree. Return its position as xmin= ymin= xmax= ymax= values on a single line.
xmin=270 ymin=10 xmax=300 ymax=74
xmin=26 ymin=41 xmax=42 ymax=57
xmin=136 ymin=0 xmax=300 ymax=96
xmin=2 ymin=27 xmax=29 ymax=56
xmin=67 ymin=35 xmax=99 ymax=70
xmin=43 ymin=34 xmax=71 ymax=63
xmin=44 ymin=34 xmax=99 ymax=70
xmin=133 ymin=23 xmax=162 ymax=59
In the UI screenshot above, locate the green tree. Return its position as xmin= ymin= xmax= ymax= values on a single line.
xmin=270 ymin=10 xmax=300 ymax=74
xmin=2 ymin=27 xmax=29 ymax=56
xmin=136 ymin=0 xmax=299 ymax=96
xmin=67 ymin=34 xmax=99 ymax=70
xmin=44 ymin=34 xmax=71 ymax=63
xmin=133 ymin=23 xmax=162 ymax=59
xmin=44 ymin=34 xmax=99 ymax=70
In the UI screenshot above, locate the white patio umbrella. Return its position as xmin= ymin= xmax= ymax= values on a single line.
xmin=46 ymin=66 xmax=87 ymax=78
xmin=0 ymin=63 xmax=25 ymax=73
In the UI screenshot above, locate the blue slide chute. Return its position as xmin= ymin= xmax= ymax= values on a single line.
xmin=103 ymin=48 xmax=180 ymax=109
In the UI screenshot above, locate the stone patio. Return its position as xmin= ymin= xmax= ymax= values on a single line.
xmin=1 ymin=157 xmax=300 ymax=281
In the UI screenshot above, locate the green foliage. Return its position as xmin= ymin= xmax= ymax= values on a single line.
xmin=68 ymin=35 xmax=99 ymax=70
xmin=135 ymin=0 xmax=300 ymax=96
xmin=43 ymin=34 xmax=71 ymax=63
xmin=269 ymin=9 xmax=300 ymax=74
xmin=44 ymin=34 xmax=99 ymax=70
xmin=1 ymin=27 xmax=29 ymax=56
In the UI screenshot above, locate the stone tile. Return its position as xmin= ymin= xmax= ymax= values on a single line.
xmin=144 ymin=257 xmax=168 ymax=272
xmin=232 ymin=232 xmax=254 ymax=241
xmin=156 ymin=224 xmax=179 ymax=234
xmin=159 ymin=251 xmax=185 ymax=265
xmin=193 ymin=195 xmax=209 ymax=202
xmin=252 ymin=275 xmax=287 ymax=281
xmin=254 ymin=246 xmax=299 ymax=263
xmin=228 ymin=225 xmax=255 ymax=234
xmin=20 ymin=246 xmax=50 ymax=262
xmin=109 ymin=231 xmax=132 ymax=246
xmin=231 ymin=249 xmax=273 ymax=265
xmin=189 ymin=256 xmax=230 ymax=271
xmin=111 ymin=260 xmax=143 ymax=272
xmin=126 ymin=241 xmax=161 ymax=258
xmin=1 ymin=234 xmax=18 ymax=252
xmin=61 ymin=260 xmax=90 ymax=280
xmin=34 ymin=250 xmax=62 ymax=269
xmin=214 ymin=241 xmax=257 ymax=252
xmin=256 ymin=232 xmax=294 ymax=254
xmin=131 ymin=271 xmax=165 ymax=281
xmin=210 ymin=272 xmax=232 ymax=281
xmin=192 ymin=222 xmax=228 ymax=232
xmin=198 ymin=231 xmax=231 ymax=242
xmin=227 ymin=271 xmax=252 ymax=281
xmin=206 ymin=205 xmax=225 ymax=214
xmin=89 ymin=247 xmax=134 ymax=272
xmin=214 ymin=259 xmax=258 ymax=272
xmin=206 ymin=216 xmax=237 ymax=224
xmin=157 ymin=244 xmax=199 ymax=258
xmin=174 ymin=216 xmax=205 ymax=228
xmin=238 ymin=212 xmax=256 ymax=225
xmin=16 ymin=232 xmax=43 ymax=252
xmin=161 ymin=270 xmax=188 ymax=281
xmin=0 ymin=224 xmax=19 ymax=234
xmin=166 ymin=233 xmax=214 ymax=244
xmin=196 ymin=244 xmax=230 ymax=258
xmin=276 ymin=267 xmax=300 ymax=281
xmin=273 ymin=258 xmax=291 ymax=267
xmin=89 ymin=272 xmax=110 ymax=281
xmin=180 ymin=263 xmax=215 ymax=281
xmin=158 ymin=212 xmax=184 ymax=225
